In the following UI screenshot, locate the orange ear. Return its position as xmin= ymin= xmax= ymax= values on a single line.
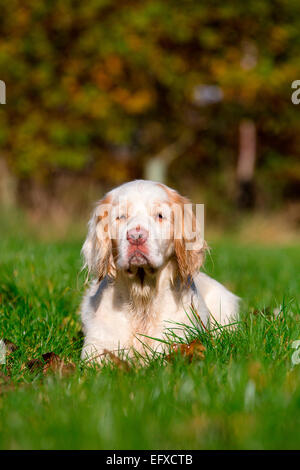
xmin=174 ymin=237 xmax=207 ymax=282
xmin=165 ymin=187 xmax=207 ymax=282
xmin=81 ymin=196 xmax=116 ymax=281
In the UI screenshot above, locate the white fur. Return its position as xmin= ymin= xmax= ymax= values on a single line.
xmin=80 ymin=180 xmax=239 ymax=362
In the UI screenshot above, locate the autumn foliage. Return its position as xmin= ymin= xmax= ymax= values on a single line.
xmin=0 ymin=1 xmax=300 ymax=210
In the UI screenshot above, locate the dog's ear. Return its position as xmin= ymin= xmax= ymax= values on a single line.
xmin=82 ymin=196 xmax=116 ymax=281
xmin=168 ymin=190 xmax=207 ymax=282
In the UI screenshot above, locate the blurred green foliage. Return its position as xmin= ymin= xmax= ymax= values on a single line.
xmin=0 ymin=0 xmax=300 ymax=207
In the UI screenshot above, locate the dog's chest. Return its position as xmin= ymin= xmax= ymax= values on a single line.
xmin=91 ymin=281 xmax=194 ymax=353
xmin=126 ymin=290 xmax=192 ymax=352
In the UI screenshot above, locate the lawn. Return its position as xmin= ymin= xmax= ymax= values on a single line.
xmin=0 ymin=220 xmax=300 ymax=450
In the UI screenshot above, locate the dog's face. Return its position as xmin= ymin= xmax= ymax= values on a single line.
xmin=82 ymin=180 xmax=206 ymax=282
xmin=110 ymin=181 xmax=173 ymax=273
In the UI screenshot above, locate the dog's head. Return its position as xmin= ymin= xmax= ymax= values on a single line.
xmin=82 ymin=180 xmax=206 ymax=282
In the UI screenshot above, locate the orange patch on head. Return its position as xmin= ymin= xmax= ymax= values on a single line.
xmin=97 ymin=210 xmax=109 ymax=223
xmin=158 ymin=183 xmax=207 ymax=281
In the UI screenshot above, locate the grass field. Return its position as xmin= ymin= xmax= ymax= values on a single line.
xmin=0 ymin=217 xmax=300 ymax=450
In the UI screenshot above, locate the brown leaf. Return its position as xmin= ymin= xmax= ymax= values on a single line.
xmin=42 ymin=352 xmax=76 ymax=376
xmin=3 ymin=339 xmax=18 ymax=355
xmin=26 ymin=352 xmax=76 ymax=376
xmin=41 ymin=352 xmax=61 ymax=374
xmin=103 ymin=349 xmax=131 ymax=371
xmin=166 ymin=339 xmax=206 ymax=363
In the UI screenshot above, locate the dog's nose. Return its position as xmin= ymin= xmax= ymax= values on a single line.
xmin=127 ymin=226 xmax=148 ymax=245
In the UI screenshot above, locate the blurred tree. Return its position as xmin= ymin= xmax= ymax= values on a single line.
xmin=0 ymin=0 xmax=299 ymax=212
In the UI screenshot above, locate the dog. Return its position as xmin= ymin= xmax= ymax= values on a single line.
xmin=80 ymin=180 xmax=239 ymax=361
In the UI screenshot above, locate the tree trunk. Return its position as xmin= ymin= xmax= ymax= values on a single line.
xmin=236 ymin=119 xmax=256 ymax=209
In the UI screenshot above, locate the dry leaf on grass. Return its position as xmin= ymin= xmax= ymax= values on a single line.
xmin=103 ymin=349 xmax=131 ymax=371
xmin=26 ymin=352 xmax=76 ymax=376
xmin=41 ymin=352 xmax=76 ymax=376
xmin=3 ymin=339 xmax=18 ymax=355
xmin=165 ymin=339 xmax=206 ymax=363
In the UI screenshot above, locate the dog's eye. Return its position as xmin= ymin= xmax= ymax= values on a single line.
xmin=156 ymin=213 xmax=164 ymax=221
xmin=116 ymin=214 xmax=127 ymax=221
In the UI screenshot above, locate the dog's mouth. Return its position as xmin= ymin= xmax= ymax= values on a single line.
xmin=128 ymin=249 xmax=149 ymax=267
xmin=126 ymin=253 xmax=157 ymax=283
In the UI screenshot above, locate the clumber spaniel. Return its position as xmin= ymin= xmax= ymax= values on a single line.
xmin=80 ymin=180 xmax=239 ymax=361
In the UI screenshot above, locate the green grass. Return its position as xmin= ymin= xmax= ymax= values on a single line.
xmin=0 ymin=223 xmax=300 ymax=450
